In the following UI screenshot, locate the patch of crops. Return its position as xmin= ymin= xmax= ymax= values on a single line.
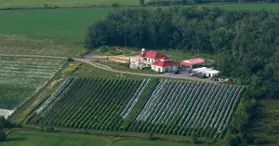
xmin=0 ymin=57 xmax=64 ymax=110
xmin=27 ymin=77 xmax=244 ymax=139
xmin=28 ymin=77 xmax=150 ymax=131
xmin=129 ymin=80 xmax=244 ymax=139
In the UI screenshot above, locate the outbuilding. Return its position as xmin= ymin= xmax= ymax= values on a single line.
xmin=180 ymin=58 xmax=205 ymax=69
xmin=192 ymin=67 xmax=219 ymax=78
xmin=151 ymin=58 xmax=177 ymax=73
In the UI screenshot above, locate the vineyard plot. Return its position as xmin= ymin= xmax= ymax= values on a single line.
xmin=27 ymin=78 xmax=150 ymax=131
xmin=0 ymin=57 xmax=64 ymax=115
xmin=128 ymin=80 xmax=244 ymax=138
xmin=27 ymin=78 xmax=244 ymax=139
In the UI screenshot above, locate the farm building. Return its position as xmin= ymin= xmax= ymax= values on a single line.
xmin=180 ymin=58 xmax=205 ymax=68
xmin=130 ymin=48 xmax=177 ymax=72
xmin=151 ymin=58 xmax=178 ymax=73
xmin=192 ymin=67 xmax=220 ymax=78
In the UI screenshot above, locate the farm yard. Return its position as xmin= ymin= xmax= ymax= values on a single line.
xmin=0 ymin=57 xmax=64 ymax=118
xmin=26 ymin=77 xmax=244 ymax=139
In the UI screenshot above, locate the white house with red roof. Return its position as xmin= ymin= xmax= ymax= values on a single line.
xmin=130 ymin=48 xmax=178 ymax=72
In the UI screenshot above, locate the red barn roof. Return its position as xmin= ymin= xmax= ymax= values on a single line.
xmin=137 ymin=51 xmax=169 ymax=59
xmin=152 ymin=60 xmax=177 ymax=67
xmin=180 ymin=58 xmax=204 ymax=66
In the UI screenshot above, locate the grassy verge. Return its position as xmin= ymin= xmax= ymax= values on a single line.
xmin=2 ymin=130 xmax=193 ymax=146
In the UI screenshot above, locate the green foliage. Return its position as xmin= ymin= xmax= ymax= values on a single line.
xmin=253 ymin=136 xmax=268 ymax=145
xmin=226 ymin=134 xmax=241 ymax=146
xmin=67 ymin=57 xmax=74 ymax=61
xmin=226 ymin=97 xmax=262 ymax=145
xmin=0 ymin=117 xmax=6 ymax=141
xmin=148 ymin=132 xmax=154 ymax=140
xmin=67 ymin=63 xmax=81 ymax=74
xmin=140 ymin=0 xmax=145 ymax=5
xmin=45 ymin=126 xmax=55 ymax=132
xmin=0 ymin=131 xmax=6 ymax=141
xmin=192 ymin=136 xmax=198 ymax=144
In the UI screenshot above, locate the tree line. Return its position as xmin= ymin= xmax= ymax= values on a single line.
xmin=85 ymin=7 xmax=279 ymax=100
xmin=144 ymin=0 xmax=279 ymax=6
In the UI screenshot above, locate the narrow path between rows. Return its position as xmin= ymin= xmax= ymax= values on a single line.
xmin=0 ymin=54 xmax=211 ymax=82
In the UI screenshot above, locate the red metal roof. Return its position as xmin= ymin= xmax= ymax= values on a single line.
xmin=180 ymin=58 xmax=204 ymax=66
xmin=137 ymin=51 xmax=169 ymax=59
xmin=152 ymin=60 xmax=177 ymax=67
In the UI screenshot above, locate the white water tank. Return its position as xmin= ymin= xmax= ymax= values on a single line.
xmin=141 ymin=48 xmax=145 ymax=54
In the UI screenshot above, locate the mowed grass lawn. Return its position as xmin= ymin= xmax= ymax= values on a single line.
xmin=1 ymin=130 xmax=190 ymax=146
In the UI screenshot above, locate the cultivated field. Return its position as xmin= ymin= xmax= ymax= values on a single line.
xmin=2 ymin=130 xmax=188 ymax=146
xmin=0 ymin=57 xmax=64 ymax=117
xmin=26 ymin=77 xmax=244 ymax=139
xmin=0 ymin=8 xmax=112 ymax=39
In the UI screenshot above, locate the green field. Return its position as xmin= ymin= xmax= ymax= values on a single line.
xmin=0 ymin=0 xmax=145 ymax=8
xmin=1 ymin=130 xmax=189 ymax=146
xmin=0 ymin=8 xmax=112 ymax=39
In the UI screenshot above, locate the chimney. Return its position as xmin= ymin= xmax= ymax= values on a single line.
xmin=141 ymin=48 xmax=145 ymax=54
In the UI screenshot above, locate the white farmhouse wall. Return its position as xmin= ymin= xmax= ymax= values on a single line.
xmin=151 ymin=65 xmax=178 ymax=73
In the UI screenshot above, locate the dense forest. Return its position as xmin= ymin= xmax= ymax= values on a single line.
xmin=85 ymin=7 xmax=279 ymax=100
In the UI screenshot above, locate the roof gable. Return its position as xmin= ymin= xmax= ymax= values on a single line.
xmin=137 ymin=51 xmax=168 ymax=59
xmin=180 ymin=58 xmax=204 ymax=66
